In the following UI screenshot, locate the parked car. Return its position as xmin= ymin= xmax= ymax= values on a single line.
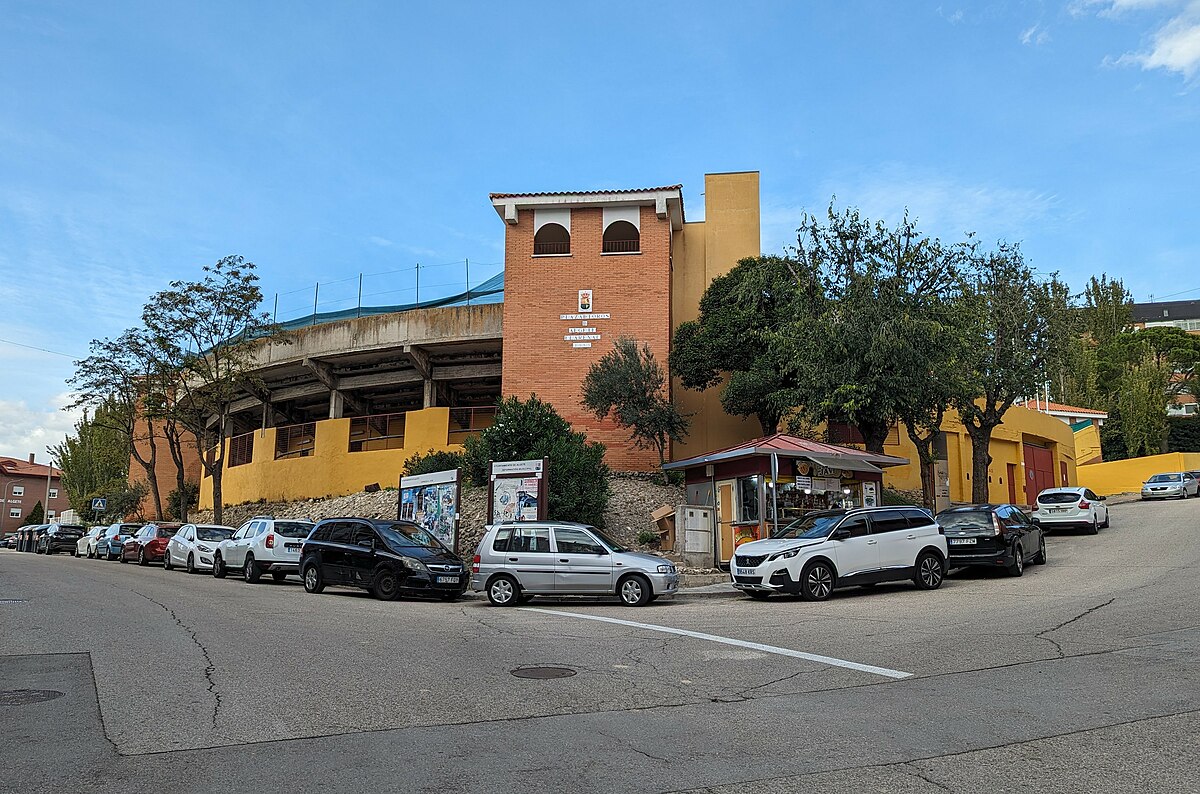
xmin=301 ymin=517 xmax=468 ymax=601
xmin=471 ymin=520 xmax=678 ymax=607
xmin=121 ymin=523 xmax=181 ymax=565
xmin=212 ymin=516 xmax=315 ymax=582
xmin=164 ymin=523 xmax=235 ymax=573
xmin=38 ymin=523 xmax=86 ymax=555
xmin=3 ymin=533 xmax=15 ymax=550
xmin=1141 ymin=472 xmax=1199 ymax=500
xmin=98 ymin=523 xmax=143 ymax=560
xmin=75 ymin=526 xmax=107 ymax=558
xmin=730 ymin=506 xmax=948 ymax=601
xmin=1032 ymin=487 xmax=1110 ymax=534
xmin=936 ymin=504 xmax=1046 ymax=576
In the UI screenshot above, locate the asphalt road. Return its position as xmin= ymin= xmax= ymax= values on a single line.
xmin=2 ymin=498 xmax=1199 ymax=793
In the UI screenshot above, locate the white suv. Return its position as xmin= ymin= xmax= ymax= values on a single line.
xmin=212 ymin=516 xmax=314 ymax=583
xmin=731 ymin=506 xmax=948 ymax=601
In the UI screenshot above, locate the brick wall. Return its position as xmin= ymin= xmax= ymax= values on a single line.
xmin=501 ymin=204 xmax=672 ymax=471
xmin=129 ymin=418 xmax=202 ymax=519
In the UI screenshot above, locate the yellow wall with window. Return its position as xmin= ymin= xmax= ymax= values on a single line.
xmin=1076 ymin=452 xmax=1200 ymax=496
xmin=198 ymin=407 xmax=466 ymax=510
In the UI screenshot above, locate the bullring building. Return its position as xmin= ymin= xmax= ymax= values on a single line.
xmin=190 ymin=171 xmax=1083 ymax=525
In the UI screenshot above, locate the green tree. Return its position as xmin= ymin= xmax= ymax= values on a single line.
xmin=142 ymin=256 xmax=281 ymax=524
xmin=582 ymin=336 xmax=689 ymax=474
xmin=952 ymin=242 xmax=1073 ymax=502
xmin=670 ymin=255 xmax=817 ymax=434
xmin=165 ymin=482 xmax=200 ymax=521
xmin=24 ymin=501 xmax=44 ymax=525
xmin=461 ymin=396 xmax=610 ymax=527
xmin=1080 ymin=274 xmax=1133 ymax=347
xmin=402 ymin=449 xmax=466 ymax=477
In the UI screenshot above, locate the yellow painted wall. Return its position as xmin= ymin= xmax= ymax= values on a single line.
xmin=1076 ymin=452 xmax=1200 ymax=496
xmin=198 ymin=408 xmax=464 ymax=509
xmin=671 ymin=171 xmax=765 ymax=460
xmin=881 ymin=406 xmax=1079 ymax=504
xmin=1073 ymin=423 xmax=1103 ymax=465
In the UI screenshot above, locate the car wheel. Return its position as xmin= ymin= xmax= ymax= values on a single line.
xmin=272 ymin=571 xmax=287 ymax=583
xmin=302 ymin=561 xmax=324 ymax=593
xmin=618 ymin=574 xmax=652 ymax=606
xmin=486 ymin=574 xmax=519 ymax=606
xmin=186 ymin=553 xmax=196 ymax=574
xmin=243 ymin=554 xmax=261 ymax=583
xmin=163 ymin=549 xmax=173 ymax=570
xmin=70 ymin=547 xmax=77 ymax=557
xmin=1007 ymin=546 xmax=1025 ymax=577
xmin=373 ymin=567 xmax=401 ymax=601
xmin=746 ymin=591 xmax=771 ymax=600
xmin=1034 ymin=534 xmax=1047 ymax=565
xmin=914 ymin=552 xmax=946 ymax=590
xmin=138 ymin=548 xmax=148 ymax=566
xmin=1087 ymin=518 xmax=1099 ymax=536
xmin=212 ymin=553 xmax=226 ymax=578
xmin=1101 ymin=512 xmax=1110 ymax=529
xmin=800 ymin=560 xmax=836 ymax=601
xmin=86 ymin=546 xmax=94 ymax=559
xmin=118 ymin=551 xmax=126 ymax=564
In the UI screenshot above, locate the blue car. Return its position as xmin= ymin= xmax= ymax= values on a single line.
xmin=97 ymin=523 xmax=143 ymax=561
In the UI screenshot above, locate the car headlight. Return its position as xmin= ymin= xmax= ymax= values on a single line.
xmin=768 ymin=548 xmax=801 ymax=561
xmin=197 ymin=544 xmax=212 ymax=553
xmin=656 ymin=564 xmax=676 ymax=574
xmin=402 ymin=557 xmax=429 ymax=573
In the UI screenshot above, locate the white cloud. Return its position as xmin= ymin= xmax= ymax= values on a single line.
xmin=1081 ymin=0 xmax=1200 ymax=79
xmin=1020 ymin=24 xmax=1052 ymax=45
xmin=368 ymin=235 xmax=394 ymax=247
xmin=0 ymin=392 xmax=81 ymax=461
xmin=937 ymin=6 xmax=965 ymax=24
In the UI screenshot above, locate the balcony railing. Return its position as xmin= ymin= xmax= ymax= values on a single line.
xmin=533 ymin=241 xmax=570 ymax=255
xmin=275 ymin=422 xmax=316 ymax=459
xmin=349 ymin=413 xmax=406 ymax=452
xmin=448 ymin=406 xmax=497 ymax=445
xmin=602 ymin=238 xmax=640 ymax=253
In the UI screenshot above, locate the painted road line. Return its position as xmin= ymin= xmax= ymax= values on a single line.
xmin=521 ymin=607 xmax=913 ymax=680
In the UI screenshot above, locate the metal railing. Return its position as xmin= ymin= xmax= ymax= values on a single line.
xmin=602 ymin=237 xmax=640 ymax=253
xmin=275 ymin=423 xmax=316 ymax=460
xmin=448 ymin=406 xmax=497 ymax=444
xmin=349 ymin=413 xmax=406 ymax=452
xmin=533 ymin=241 xmax=570 ymax=255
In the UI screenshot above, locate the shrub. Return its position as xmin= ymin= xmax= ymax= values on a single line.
xmin=636 ymin=529 xmax=661 ymax=546
xmin=462 ymin=395 xmax=611 ymax=527
xmin=166 ymin=482 xmax=200 ymax=520
xmin=402 ymin=449 xmax=466 ymax=477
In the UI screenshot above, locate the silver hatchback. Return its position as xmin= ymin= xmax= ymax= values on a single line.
xmin=470 ymin=521 xmax=679 ymax=606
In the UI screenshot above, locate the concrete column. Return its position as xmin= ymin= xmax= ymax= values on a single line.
xmin=423 ymin=380 xmax=436 ymax=409
xmin=329 ymin=390 xmax=345 ymax=419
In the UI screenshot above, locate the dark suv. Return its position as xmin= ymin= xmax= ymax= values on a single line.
xmin=39 ymin=523 xmax=86 ymax=555
xmin=935 ymin=503 xmax=1046 ymax=577
xmin=299 ymin=518 xmax=468 ymax=601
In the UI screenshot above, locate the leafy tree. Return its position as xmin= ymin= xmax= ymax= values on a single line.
xmin=142 ymin=256 xmax=280 ymax=524
xmin=670 ymin=255 xmax=817 ymax=435
xmin=1080 ymin=274 xmax=1133 ymax=347
xmin=952 ymin=242 xmax=1072 ymax=502
xmin=24 ymin=501 xmax=44 ymax=525
xmin=81 ymin=481 xmax=149 ymax=523
xmin=402 ymin=449 xmax=466 ymax=477
xmin=165 ymin=482 xmax=200 ymax=521
xmin=582 ymin=336 xmax=689 ymax=473
xmin=1110 ymin=355 xmax=1171 ymax=458
xmin=461 ymin=396 xmax=610 ymax=527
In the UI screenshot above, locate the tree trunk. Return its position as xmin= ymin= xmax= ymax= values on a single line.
xmin=758 ymin=413 xmax=779 ymax=436
xmin=856 ymin=420 xmax=891 ymax=455
xmin=903 ymin=422 xmax=937 ymax=509
xmin=165 ymin=424 xmax=188 ymax=524
xmin=132 ymin=423 xmax=164 ymax=521
xmin=965 ymin=424 xmax=995 ymax=504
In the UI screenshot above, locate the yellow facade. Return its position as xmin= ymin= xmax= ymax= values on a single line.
xmin=1076 ymin=452 xmax=1200 ymax=496
xmin=1073 ymin=423 xmax=1103 ymax=466
xmin=198 ymin=408 xmax=467 ymax=509
xmin=670 ymin=171 xmax=765 ymax=459
xmin=880 ymin=407 xmax=1079 ymax=504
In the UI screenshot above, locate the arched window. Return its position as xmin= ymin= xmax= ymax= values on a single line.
xmin=533 ymin=223 xmax=570 ymax=255
xmin=602 ymin=220 xmax=640 ymax=253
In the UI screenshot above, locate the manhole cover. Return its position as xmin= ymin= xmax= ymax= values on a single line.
xmin=0 ymin=689 xmax=64 ymax=705
xmin=510 ymin=666 xmax=577 ymax=680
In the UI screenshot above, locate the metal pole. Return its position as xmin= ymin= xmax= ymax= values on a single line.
xmin=273 ymin=293 xmax=278 ymax=324
xmin=357 ymin=273 xmax=363 ymax=318
xmin=415 ymin=262 xmax=420 ymax=306
xmin=771 ymin=453 xmax=779 ymax=537
xmin=465 ymin=258 xmax=470 ymax=305
xmin=313 ymin=282 xmax=319 ymax=326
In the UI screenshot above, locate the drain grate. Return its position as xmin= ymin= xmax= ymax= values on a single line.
xmin=510 ymin=666 xmax=577 ymax=680
xmin=0 ymin=689 xmax=64 ymax=706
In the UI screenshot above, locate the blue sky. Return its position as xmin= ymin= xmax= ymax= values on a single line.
xmin=1 ymin=0 xmax=1198 ymax=459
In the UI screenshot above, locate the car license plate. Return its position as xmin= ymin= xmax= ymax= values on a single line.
xmin=286 ymin=543 xmax=301 ymax=550
xmin=735 ymin=567 xmax=757 ymax=576
xmin=436 ymin=575 xmax=459 ymax=584
xmin=948 ymin=538 xmax=977 ymax=545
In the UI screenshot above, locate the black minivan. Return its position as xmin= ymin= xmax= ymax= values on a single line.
xmin=299 ymin=518 xmax=468 ymax=601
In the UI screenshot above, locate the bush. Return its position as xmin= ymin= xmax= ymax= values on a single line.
xmin=402 ymin=449 xmax=466 ymax=477
xmin=1167 ymin=416 xmax=1200 ymax=453
xmin=882 ymin=487 xmax=921 ymax=506
xmin=165 ymin=482 xmax=200 ymax=521
xmin=636 ymin=529 xmax=661 ymax=546
xmin=462 ymin=395 xmax=611 ymax=527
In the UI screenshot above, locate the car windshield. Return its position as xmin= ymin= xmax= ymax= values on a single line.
xmin=156 ymin=527 xmax=179 ymax=538
xmin=1148 ymin=474 xmax=1181 ymax=483
xmin=274 ymin=521 xmax=313 ymax=538
xmin=772 ymin=512 xmax=846 ymax=540
xmin=375 ymin=522 xmax=444 ymax=550
xmin=1039 ymin=492 xmax=1081 ymax=504
xmin=936 ymin=510 xmax=994 ymax=530
xmin=196 ymin=527 xmax=233 ymax=541
xmin=587 ymin=526 xmax=629 ymax=553
xmin=119 ymin=524 xmax=141 ymax=533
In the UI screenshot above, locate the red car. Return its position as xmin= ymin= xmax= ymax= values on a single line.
xmin=122 ymin=523 xmax=182 ymax=565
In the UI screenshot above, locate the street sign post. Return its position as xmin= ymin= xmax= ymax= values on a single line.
xmin=91 ymin=498 xmax=107 ymax=513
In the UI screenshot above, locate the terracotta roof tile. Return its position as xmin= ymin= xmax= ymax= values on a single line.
xmin=0 ymin=457 xmax=62 ymax=478
xmin=489 ymin=185 xmax=683 ymax=199
xmin=1020 ymin=401 xmax=1108 ymax=417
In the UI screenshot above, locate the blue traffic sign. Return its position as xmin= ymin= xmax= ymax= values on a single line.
xmin=91 ymin=498 xmax=107 ymax=512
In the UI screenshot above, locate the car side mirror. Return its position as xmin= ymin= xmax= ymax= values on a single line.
xmin=358 ymin=539 xmax=374 ymax=550
xmin=831 ymin=528 xmax=852 ymax=541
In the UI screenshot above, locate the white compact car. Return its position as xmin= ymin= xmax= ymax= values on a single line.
xmin=212 ymin=516 xmax=314 ymax=583
xmin=1032 ymin=487 xmax=1110 ymax=534
xmin=731 ymin=506 xmax=948 ymax=601
xmin=164 ymin=523 xmax=235 ymax=573
xmin=76 ymin=526 xmax=106 ymax=558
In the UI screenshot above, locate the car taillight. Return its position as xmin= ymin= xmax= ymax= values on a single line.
xmin=1079 ymin=500 xmax=1090 ymax=509
xmin=992 ymin=514 xmax=1004 ymax=536
xmin=266 ymin=533 xmax=275 ymax=549
xmin=472 ymin=554 xmax=480 ymax=574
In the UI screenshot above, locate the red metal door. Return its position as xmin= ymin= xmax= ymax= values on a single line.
xmin=1023 ymin=445 xmax=1053 ymax=506
xmin=1007 ymin=463 xmax=1018 ymax=505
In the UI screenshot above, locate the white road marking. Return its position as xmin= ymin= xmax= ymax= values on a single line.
xmin=520 ymin=607 xmax=913 ymax=680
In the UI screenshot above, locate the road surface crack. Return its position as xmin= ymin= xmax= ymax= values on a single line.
xmin=133 ymin=590 xmax=222 ymax=729
xmin=902 ymin=762 xmax=955 ymax=792
xmin=595 ymin=728 xmax=669 ymax=763
xmin=1035 ymin=598 xmax=1115 ymax=658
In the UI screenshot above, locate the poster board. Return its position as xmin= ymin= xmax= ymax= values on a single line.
xmin=398 ymin=468 xmax=461 ymax=552
xmin=487 ymin=458 xmax=548 ymax=524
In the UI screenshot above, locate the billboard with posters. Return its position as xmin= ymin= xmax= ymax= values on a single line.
xmin=488 ymin=458 xmax=548 ymax=524
xmin=398 ymin=468 xmax=461 ymax=552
